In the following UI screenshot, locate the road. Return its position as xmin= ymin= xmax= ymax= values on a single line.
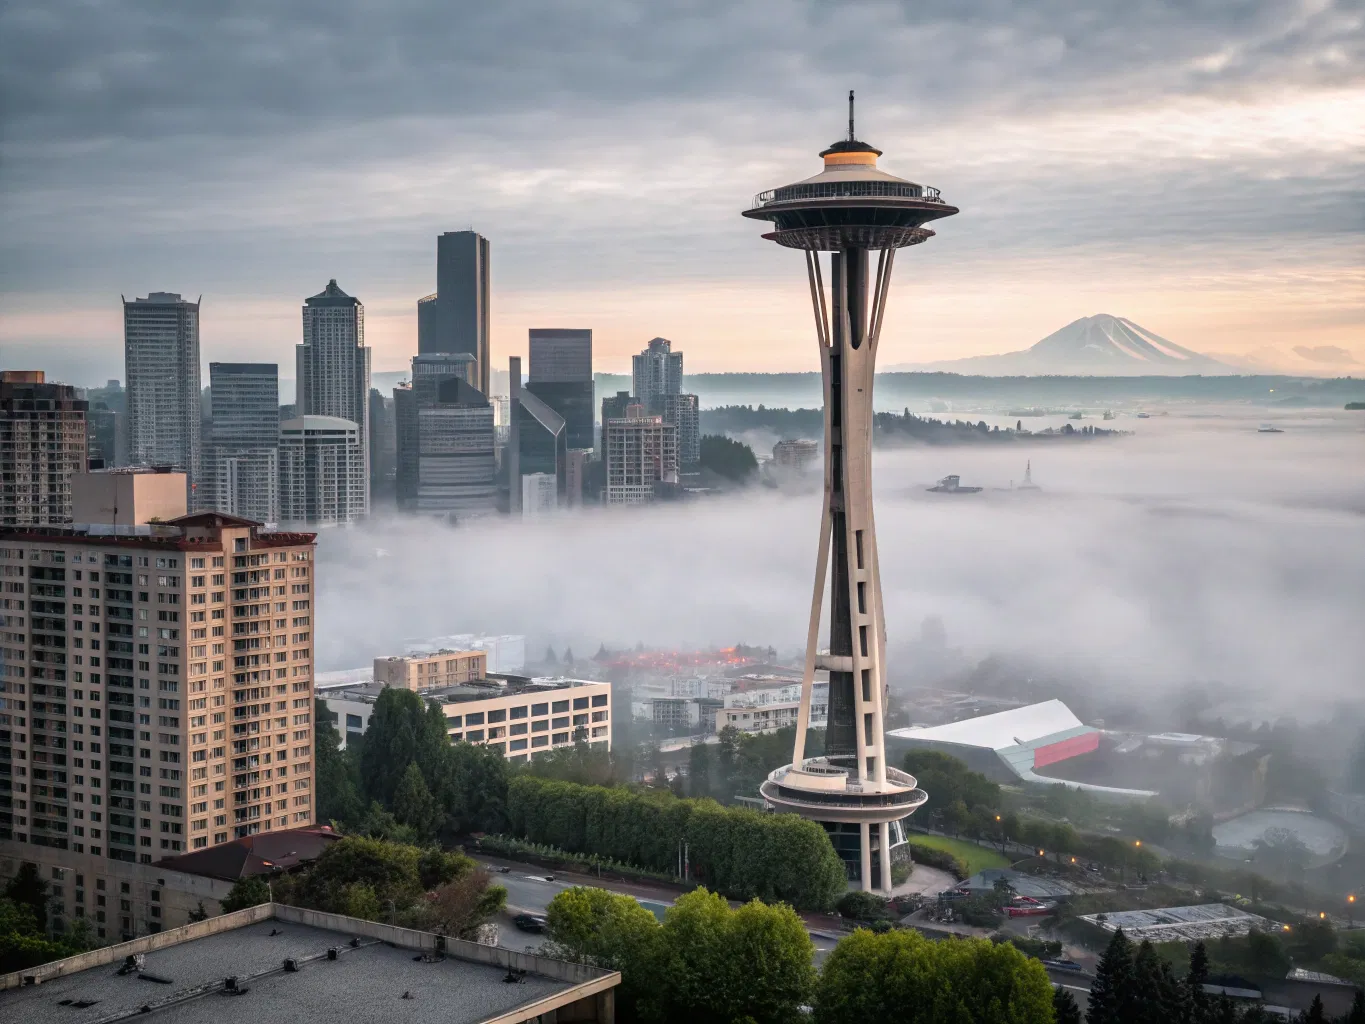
xmin=477 ymin=854 xmax=843 ymax=960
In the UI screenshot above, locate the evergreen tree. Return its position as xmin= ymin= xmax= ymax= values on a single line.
xmin=1187 ymin=940 xmax=1211 ymax=1022
xmin=1345 ymin=990 xmax=1365 ymax=1024
xmin=314 ymin=698 xmax=363 ymax=825
xmin=544 ymin=645 xmax=558 ymax=665
xmin=1133 ymin=939 xmax=1179 ymax=1024
xmin=359 ymin=687 xmax=449 ymax=806
xmin=1053 ymin=986 xmax=1084 ymax=1024
xmin=1088 ymin=928 xmax=1136 ymax=1024
xmin=391 ymin=762 xmax=437 ymax=837
xmin=1302 ymin=993 xmax=1327 ymax=1024
xmin=562 ymin=647 xmax=574 ymax=665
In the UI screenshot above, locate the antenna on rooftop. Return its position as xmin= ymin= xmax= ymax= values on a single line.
xmin=848 ymin=90 xmax=856 ymax=141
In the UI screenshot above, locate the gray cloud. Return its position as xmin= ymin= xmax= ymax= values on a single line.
xmin=1294 ymin=344 xmax=1359 ymax=364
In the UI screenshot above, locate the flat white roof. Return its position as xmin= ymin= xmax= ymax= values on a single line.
xmin=886 ymin=698 xmax=1084 ymax=751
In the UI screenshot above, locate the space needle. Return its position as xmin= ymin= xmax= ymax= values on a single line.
xmin=747 ymin=94 xmax=957 ymax=893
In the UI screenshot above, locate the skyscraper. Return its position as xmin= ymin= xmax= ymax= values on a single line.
xmin=278 ymin=416 xmax=367 ymax=526
xmin=746 ymin=95 xmax=957 ymax=892
xmin=0 ymin=370 xmax=88 ymax=525
xmin=414 ymin=377 xmax=497 ymax=516
xmin=516 ymin=390 xmax=567 ymax=501
xmin=123 ymin=292 xmax=201 ymax=488
xmin=296 ymin=280 xmax=370 ymax=515
xmin=527 ymin=329 xmax=594 ymax=451
xmin=604 ymin=406 xmax=677 ymax=505
xmin=419 ymin=231 xmax=491 ymax=396
xmin=658 ymin=393 xmax=700 ymax=466
xmin=206 ymin=363 xmax=280 ymax=522
xmin=631 ymin=337 xmax=683 ymax=413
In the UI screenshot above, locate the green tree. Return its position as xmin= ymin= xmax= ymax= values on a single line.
xmin=699 ymin=434 xmax=758 ymax=482
xmin=423 ymin=868 xmax=507 ymax=939
xmin=814 ymin=928 xmax=1053 ymax=1024
xmin=648 ymin=889 xmax=815 ymax=1024
xmin=1087 ymin=928 xmax=1136 ymax=1024
xmin=1133 ymin=939 xmax=1180 ymax=1024
xmin=545 ymin=886 xmax=662 ymax=1017
xmin=528 ymin=741 xmax=622 ymax=786
xmin=1344 ymin=990 xmax=1365 ymax=1024
xmin=391 ymin=762 xmax=438 ymax=838
xmin=221 ymin=875 xmax=271 ymax=913
xmin=3 ymin=863 xmax=49 ymax=933
xmin=358 ymin=687 xmax=449 ymax=806
xmin=1302 ymin=993 xmax=1327 ymax=1024
xmin=901 ymin=750 xmax=1001 ymax=821
xmin=439 ymin=740 xmax=513 ymax=835
xmin=1187 ymin=939 xmax=1211 ymax=1021
xmin=296 ymin=835 xmax=427 ymax=913
xmin=315 ymin=698 xmax=364 ymax=824
xmin=1053 ymin=986 xmax=1083 ymax=1024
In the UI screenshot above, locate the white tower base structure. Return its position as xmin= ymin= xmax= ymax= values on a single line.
xmin=747 ymin=94 xmax=957 ymax=893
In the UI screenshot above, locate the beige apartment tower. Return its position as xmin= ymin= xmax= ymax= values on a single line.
xmin=0 ymin=474 xmax=317 ymax=940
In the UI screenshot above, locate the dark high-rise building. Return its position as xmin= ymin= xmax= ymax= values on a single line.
xmin=419 ymin=231 xmax=491 ymax=396
xmin=527 ymin=328 xmax=593 ymax=451
xmin=0 ymin=370 xmax=88 ymax=525
xmin=123 ymin=292 xmax=201 ymax=487
xmin=206 ymin=362 xmax=280 ymax=521
xmin=369 ymin=387 xmax=396 ymax=499
xmin=393 ymin=384 xmax=417 ymax=506
xmin=415 ymin=377 xmax=497 ymax=516
xmin=210 ymin=363 xmax=279 ymax=449
xmin=516 ymin=389 xmax=567 ymax=500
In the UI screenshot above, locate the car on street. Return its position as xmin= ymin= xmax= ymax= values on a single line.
xmin=513 ymin=912 xmax=548 ymax=933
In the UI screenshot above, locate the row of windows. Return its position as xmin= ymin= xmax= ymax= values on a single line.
xmin=444 ymin=692 xmax=607 ymax=728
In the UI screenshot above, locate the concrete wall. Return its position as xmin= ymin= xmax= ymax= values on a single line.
xmin=0 ymin=843 xmax=232 ymax=944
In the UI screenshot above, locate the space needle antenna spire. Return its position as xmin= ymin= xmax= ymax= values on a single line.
xmin=743 ymin=96 xmax=959 ymax=893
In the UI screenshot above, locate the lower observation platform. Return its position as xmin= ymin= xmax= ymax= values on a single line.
xmin=761 ymin=757 xmax=928 ymax=892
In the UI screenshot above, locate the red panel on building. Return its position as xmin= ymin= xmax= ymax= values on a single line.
xmin=1031 ymin=731 xmax=1099 ymax=769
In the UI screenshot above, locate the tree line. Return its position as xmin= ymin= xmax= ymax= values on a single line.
xmin=507 ymin=774 xmax=847 ymax=910
xmin=545 ymin=884 xmax=1056 ymax=1024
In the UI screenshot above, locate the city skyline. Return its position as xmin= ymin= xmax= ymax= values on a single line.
xmin=2 ymin=2 xmax=1361 ymax=383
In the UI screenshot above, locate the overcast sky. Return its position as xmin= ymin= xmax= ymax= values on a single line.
xmin=2 ymin=0 xmax=1362 ymax=383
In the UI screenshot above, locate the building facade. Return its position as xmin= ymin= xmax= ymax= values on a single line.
xmin=321 ymin=677 xmax=610 ymax=764
xmin=419 ymin=231 xmax=491 ymax=396
xmin=631 ymin=337 xmax=683 ymax=414
xmin=0 ymin=487 xmax=317 ymax=937
xmin=373 ymin=650 xmax=487 ymax=690
xmin=604 ymin=408 xmax=678 ymax=505
xmin=1 ymin=371 xmax=89 ymax=526
xmin=772 ymin=438 xmax=820 ymax=473
xmin=278 ymin=417 xmax=366 ymax=526
xmin=296 ymin=280 xmax=370 ymax=515
xmin=527 ymin=329 xmax=593 ymax=451
xmin=414 ymin=379 xmax=497 ymax=516
xmin=123 ymin=293 xmax=201 ymax=487
xmin=516 ymin=388 xmax=567 ymax=499
xmin=521 ymin=472 xmax=557 ymax=518
xmin=658 ymin=393 xmax=700 ymax=466
xmin=205 ymin=363 xmax=279 ymax=520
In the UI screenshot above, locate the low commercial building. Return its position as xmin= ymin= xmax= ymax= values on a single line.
xmin=886 ymin=699 xmax=1154 ymax=799
xmin=322 ymin=676 xmax=610 ymax=763
xmin=652 ymin=697 xmax=699 ymax=731
xmin=718 ymin=701 xmax=801 ymax=735
xmin=373 ymin=650 xmax=487 ymax=690
xmin=0 ymin=903 xmax=620 ymax=1023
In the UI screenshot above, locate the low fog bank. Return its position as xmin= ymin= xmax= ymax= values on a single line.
xmin=315 ymin=411 xmax=1364 ymax=715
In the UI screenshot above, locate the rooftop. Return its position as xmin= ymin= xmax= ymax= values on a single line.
xmin=328 ymin=676 xmax=607 ymax=707
xmin=0 ymin=904 xmax=617 ymax=1024
xmin=1078 ymin=903 xmax=1274 ymax=942
xmin=887 ymin=699 xmax=1085 ymax=751
xmin=156 ymin=827 xmax=341 ymax=882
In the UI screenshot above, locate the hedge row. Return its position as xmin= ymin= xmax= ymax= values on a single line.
xmin=506 ymin=775 xmax=847 ymax=910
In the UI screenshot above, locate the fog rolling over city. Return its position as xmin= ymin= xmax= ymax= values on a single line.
xmin=316 ymin=410 xmax=1365 ymax=714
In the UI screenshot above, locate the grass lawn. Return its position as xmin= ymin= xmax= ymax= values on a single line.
xmin=909 ymin=834 xmax=1012 ymax=876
